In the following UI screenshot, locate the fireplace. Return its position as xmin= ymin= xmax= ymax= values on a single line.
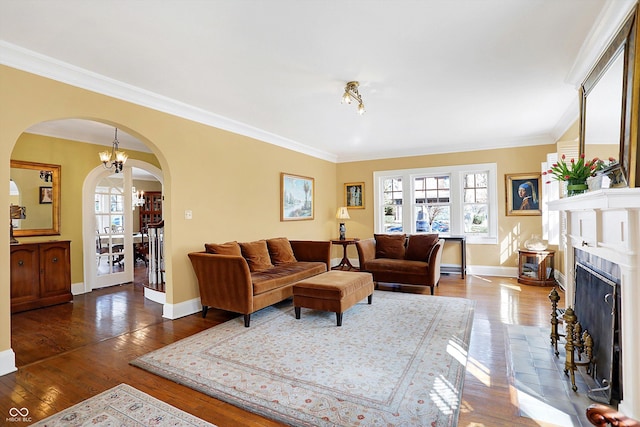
xmin=574 ymin=250 xmax=622 ymax=403
xmin=549 ymin=188 xmax=640 ymax=420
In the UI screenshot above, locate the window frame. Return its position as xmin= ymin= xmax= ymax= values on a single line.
xmin=374 ymin=163 xmax=498 ymax=244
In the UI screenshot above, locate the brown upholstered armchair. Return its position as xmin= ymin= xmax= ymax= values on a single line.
xmin=355 ymin=234 xmax=444 ymax=295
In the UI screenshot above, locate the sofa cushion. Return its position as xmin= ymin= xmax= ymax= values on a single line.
xmin=240 ymin=240 xmax=274 ymax=272
xmin=267 ymin=237 xmax=297 ymax=265
xmin=405 ymin=234 xmax=439 ymax=261
xmin=204 ymin=241 xmax=242 ymax=256
xmin=252 ymin=262 xmax=326 ymax=295
xmin=374 ymin=234 xmax=406 ymax=259
xmin=364 ymin=258 xmax=428 ymax=275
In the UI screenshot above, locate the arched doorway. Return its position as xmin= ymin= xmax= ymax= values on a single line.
xmin=82 ymin=160 xmax=163 ymax=294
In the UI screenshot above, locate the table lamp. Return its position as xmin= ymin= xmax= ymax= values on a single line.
xmin=336 ymin=207 xmax=350 ymax=240
xmin=10 ymin=204 xmax=26 ymax=244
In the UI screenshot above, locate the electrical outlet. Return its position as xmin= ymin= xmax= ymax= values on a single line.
xmin=184 ymin=210 xmax=193 ymax=220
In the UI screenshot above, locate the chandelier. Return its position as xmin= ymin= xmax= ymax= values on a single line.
xmin=132 ymin=187 xmax=145 ymax=210
xmin=99 ymin=128 xmax=128 ymax=173
xmin=341 ymin=81 xmax=365 ymax=115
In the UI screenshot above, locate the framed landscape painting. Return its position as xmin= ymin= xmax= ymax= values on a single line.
xmin=506 ymin=173 xmax=541 ymax=216
xmin=344 ymin=182 xmax=364 ymax=209
xmin=281 ymin=173 xmax=314 ymax=221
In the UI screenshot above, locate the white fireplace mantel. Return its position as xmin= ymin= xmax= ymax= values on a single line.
xmin=549 ymin=188 xmax=640 ymax=418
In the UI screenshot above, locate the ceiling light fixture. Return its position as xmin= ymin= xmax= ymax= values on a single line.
xmin=99 ymin=128 xmax=128 ymax=173
xmin=132 ymin=187 xmax=145 ymax=210
xmin=341 ymin=81 xmax=365 ymax=115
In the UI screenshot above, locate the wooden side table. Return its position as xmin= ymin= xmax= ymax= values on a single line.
xmin=331 ymin=238 xmax=360 ymax=271
xmin=517 ymin=249 xmax=556 ymax=286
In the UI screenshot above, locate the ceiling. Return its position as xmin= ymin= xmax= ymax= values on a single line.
xmin=0 ymin=0 xmax=635 ymax=163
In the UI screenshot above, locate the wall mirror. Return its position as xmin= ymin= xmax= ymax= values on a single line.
xmin=580 ymin=6 xmax=638 ymax=187
xmin=10 ymin=160 xmax=61 ymax=237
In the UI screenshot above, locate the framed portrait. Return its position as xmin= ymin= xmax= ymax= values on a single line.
xmin=506 ymin=173 xmax=541 ymax=216
xmin=281 ymin=173 xmax=314 ymax=221
xmin=344 ymin=182 xmax=364 ymax=209
xmin=39 ymin=186 xmax=53 ymax=204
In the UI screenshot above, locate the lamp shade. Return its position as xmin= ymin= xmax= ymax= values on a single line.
xmin=336 ymin=207 xmax=350 ymax=220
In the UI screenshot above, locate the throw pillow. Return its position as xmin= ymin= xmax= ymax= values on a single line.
xmin=239 ymin=240 xmax=274 ymax=272
xmin=204 ymin=241 xmax=242 ymax=256
xmin=374 ymin=234 xmax=406 ymax=259
xmin=267 ymin=237 xmax=297 ymax=264
xmin=405 ymin=234 xmax=439 ymax=261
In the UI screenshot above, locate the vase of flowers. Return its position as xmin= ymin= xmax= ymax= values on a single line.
xmin=543 ymin=154 xmax=614 ymax=197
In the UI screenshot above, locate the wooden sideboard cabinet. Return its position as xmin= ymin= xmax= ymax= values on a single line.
xmin=10 ymin=241 xmax=72 ymax=313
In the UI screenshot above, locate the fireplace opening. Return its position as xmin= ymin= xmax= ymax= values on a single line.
xmin=574 ymin=254 xmax=622 ymax=404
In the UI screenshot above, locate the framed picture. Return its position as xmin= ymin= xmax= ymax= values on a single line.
xmin=281 ymin=173 xmax=314 ymax=221
xmin=39 ymin=186 xmax=53 ymax=204
xmin=344 ymin=182 xmax=364 ymax=209
xmin=506 ymin=173 xmax=541 ymax=216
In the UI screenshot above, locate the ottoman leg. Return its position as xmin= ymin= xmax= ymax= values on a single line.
xmin=368 ymin=294 xmax=373 ymax=304
xmin=336 ymin=312 xmax=343 ymax=327
xmin=295 ymin=306 xmax=301 ymax=319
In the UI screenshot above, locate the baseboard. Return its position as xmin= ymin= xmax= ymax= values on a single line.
xmin=466 ymin=265 xmax=518 ymax=278
xmin=71 ymin=281 xmax=87 ymax=295
xmin=162 ymin=297 xmax=201 ymax=320
xmin=0 ymin=348 xmax=17 ymax=377
xmin=144 ymin=287 xmax=166 ymax=305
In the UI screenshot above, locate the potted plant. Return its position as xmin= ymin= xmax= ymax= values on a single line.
xmin=543 ymin=154 xmax=601 ymax=196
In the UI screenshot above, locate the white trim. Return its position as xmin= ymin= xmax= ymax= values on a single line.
xmin=467 ymin=265 xmax=517 ymax=278
xmin=71 ymin=281 xmax=87 ymax=295
xmin=565 ymin=0 xmax=638 ymax=87
xmin=373 ymin=163 xmax=498 ymax=244
xmin=144 ymin=287 xmax=166 ymax=305
xmin=0 ymin=41 xmax=337 ymax=164
xmin=0 ymin=349 xmax=17 ymax=377
xmin=162 ymin=297 xmax=202 ymax=320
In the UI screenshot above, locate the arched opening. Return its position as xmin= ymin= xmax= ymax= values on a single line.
xmin=9 ymin=118 xmax=166 ymax=367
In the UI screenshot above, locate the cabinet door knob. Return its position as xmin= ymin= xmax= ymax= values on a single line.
xmin=17 ymin=260 xmax=24 ymax=266
xmin=52 ymin=257 xmax=58 ymax=263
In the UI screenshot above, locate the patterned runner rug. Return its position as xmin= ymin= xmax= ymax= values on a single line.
xmin=31 ymin=383 xmax=215 ymax=426
xmin=131 ymin=291 xmax=475 ymax=427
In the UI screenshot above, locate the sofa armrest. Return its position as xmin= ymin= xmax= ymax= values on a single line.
xmin=290 ymin=240 xmax=331 ymax=268
xmin=188 ymin=252 xmax=253 ymax=314
xmin=427 ymin=239 xmax=445 ymax=286
xmin=355 ymin=238 xmax=376 ymax=270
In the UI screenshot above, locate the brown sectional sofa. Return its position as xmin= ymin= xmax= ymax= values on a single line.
xmin=188 ymin=238 xmax=331 ymax=327
xmin=355 ymin=234 xmax=444 ymax=295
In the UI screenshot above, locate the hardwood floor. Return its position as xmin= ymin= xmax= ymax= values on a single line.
xmin=1 ymin=272 xmax=568 ymax=426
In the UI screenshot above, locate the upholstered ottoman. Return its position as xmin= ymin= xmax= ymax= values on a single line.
xmin=292 ymin=270 xmax=374 ymax=326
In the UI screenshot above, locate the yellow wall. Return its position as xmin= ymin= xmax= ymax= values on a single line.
xmin=336 ymin=145 xmax=554 ymax=268
xmin=11 ymin=133 xmax=161 ymax=283
xmin=0 ymin=64 xmax=559 ymax=364
xmin=0 ymin=65 xmax=337 ymax=358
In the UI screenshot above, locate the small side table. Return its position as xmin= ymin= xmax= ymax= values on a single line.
xmin=331 ymin=238 xmax=360 ymax=271
xmin=517 ymin=249 xmax=556 ymax=286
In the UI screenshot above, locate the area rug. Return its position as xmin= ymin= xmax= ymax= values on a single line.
xmin=131 ymin=291 xmax=475 ymax=427
xmin=30 ymin=383 xmax=215 ymax=426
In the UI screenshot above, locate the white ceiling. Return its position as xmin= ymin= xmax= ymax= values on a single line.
xmin=0 ymin=0 xmax=635 ymax=163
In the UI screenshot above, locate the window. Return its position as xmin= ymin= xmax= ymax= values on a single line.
xmin=374 ymin=163 xmax=497 ymax=244
xmin=382 ymin=177 xmax=403 ymax=232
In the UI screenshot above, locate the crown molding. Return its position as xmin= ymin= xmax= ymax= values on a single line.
xmin=336 ymin=134 xmax=555 ymax=163
xmin=565 ymin=0 xmax=637 ymax=87
xmin=0 ymin=41 xmax=338 ymax=163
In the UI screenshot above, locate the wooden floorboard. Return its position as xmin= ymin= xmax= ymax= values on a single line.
xmin=1 ymin=270 xmax=570 ymax=426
